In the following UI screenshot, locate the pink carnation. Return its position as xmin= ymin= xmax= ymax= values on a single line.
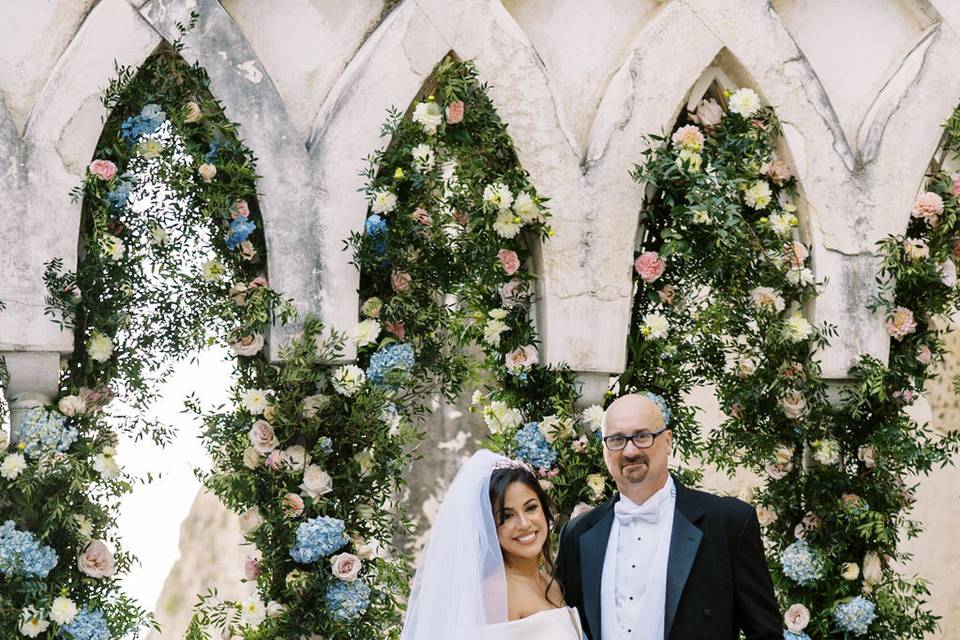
xmin=445 ymin=100 xmax=465 ymax=124
xmin=885 ymin=306 xmax=917 ymax=340
xmin=498 ymin=249 xmax=520 ymax=275
xmin=88 ymin=160 xmax=117 ymax=181
xmin=912 ymin=191 xmax=943 ymax=226
xmin=283 ymin=492 xmax=305 ymax=518
xmin=634 ymin=251 xmax=666 ymax=284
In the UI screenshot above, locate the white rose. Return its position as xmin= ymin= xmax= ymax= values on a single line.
xmin=351 ymin=319 xmax=381 ymax=348
xmin=198 ymin=163 xmax=217 ymax=182
xmin=284 ymin=445 xmax=310 ymax=472
xmin=266 ymin=601 xmax=285 ymax=618
xmin=238 ymin=506 xmax=262 ymax=535
xmin=87 ymin=332 xmax=114 ymax=362
xmin=58 ymin=395 xmax=87 ymax=417
xmin=779 ymin=392 xmax=807 ymax=420
xmin=862 ymin=551 xmax=883 ymax=586
xmin=538 ymin=415 xmax=565 ymax=444
xmin=50 ymin=596 xmax=78 ymax=625
xmin=330 ymin=552 xmax=362 ymax=582
xmin=1 ymin=453 xmax=27 ymax=480
xmin=77 ymin=540 xmax=116 ymax=578
xmin=813 ymin=439 xmax=840 ymax=466
xmin=300 ymin=464 xmax=333 ymax=499
xmin=857 ymin=445 xmax=877 ymax=469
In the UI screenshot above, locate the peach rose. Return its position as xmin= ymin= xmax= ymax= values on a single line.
xmin=765 ymin=157 xmax=792 ymax=184
xmin=391 ymin=270 xmax=411 ymax=292
xmin=691 ymin=98 xmax=724 ymax=128
xmin=231 ymin=333 xmax=264 ymax=357
xmin=410 ymin=207 xmax=431 ymax=225
xmin=885 ymin=306 xmax=917 ymax=340
xmin=445 ymin=100 xmax=465 ymax=124
xmin=902 ymin=238 xmax=929 ymax=261
xmin=784 ymin=241 xmax=808 ymax=268
xmin=386 ymin=320 xmax=405 ymax=339
xmin=912 ymin=191 xmax=943 ymax=226
xmin=634 ymin=251 xmax=666 ymax=283
xmin=779 ymin=391 xmax=807 ymax=419
xmin=233 ymin=200 xmax=251 ymax=219
xmin=917 ymin=344 xmax=932 ymax=365
xmin=784 ymin=604 xmax=810 ymax=632
xmin=198 ymin=163 xmax=217 ymax=183
xmin=248 ymin=419 xmax=279 ymax=454
xmin=505 ymin=345 xmax=538 ymax=372
xmin=498 ymin=249 xmax=520 ymax=275
xmin=88 ymin=160 xmax=117 ymax=181
xmin=283 ymin=492 xmax=305 ymax=518
xmin=671 ymin=124 xmax=704 ymax=151
xmin=77 ymin=540 xmax=116 ymax=578
xmin=330 ymin=552 xmax=362 ymax=582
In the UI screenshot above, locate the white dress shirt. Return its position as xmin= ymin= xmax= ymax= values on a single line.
xmin=600 ymin=476 xmax=676 ymax=640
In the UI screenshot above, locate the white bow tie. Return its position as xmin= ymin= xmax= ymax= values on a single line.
xmin=614 ymin=499 xmax=661 ymax=526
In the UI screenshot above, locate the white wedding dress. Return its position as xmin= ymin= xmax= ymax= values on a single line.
xmin=400 ymin=450 xmax=585 ymax=640
xmin=484 ymin=607 xmax=583 ymax=639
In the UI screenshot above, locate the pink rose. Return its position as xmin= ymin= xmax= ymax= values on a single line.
xmin=784 ymin=604 xmax=810 ymax=632
xmin=386 ymin=320 xmax=405 ymax=339
xmin=79 ymin=385 xmax=114 ymax=412
xmin=671 ymin=124 xmax=704 ymax=150
xmin=885 ymin=307 xmax=917 ymax=340
xmin=893 ymin=389 xmax=915 ymax=404
xmin=88 ymin=160 xmax=117 ymax=181
xmin=282 ymin=492 xmax=305 ymax=518
xmin=498 ymin=249 xmax=520 ymax=275
xmin=784 ymin=241 xmax=808 ymax=268
xmin=634 ymin=251 xmax=666 ymax=283
xmin=690 ymin=98 xmax=724 ymax=128
xmin=244 ymin=557 xmax=261 ymax=581
xmin=265 ymin=449 xmax=285 ymax=470
xmin=445 ymin=100 xmax=465 ymax=124
xmin=499 ymin=279 xmax=524 ymax=309
xmin=951 ymin=174 xmax=960 ymax=197
xmin=391 ymin=270 xmax=411 ymax=292
xmin=917 ymin=344 xmax=932 ymax=365
xmin=233 ymin=200 xmax=251 ymax=219
xmin=250 ymin=276 xmax=268 ymax=289
xmin=77 ymin=540 xmax=116 ymax=578
xmin=765 ymin=157 xmax=792 ymax=185
xmin=248 ymin=419 xmax=279 ymax=454
xmin=330 ymin=552 xmax=362 ymax=582
xmin=912 ymin=191 xmax=943 ymax=226
xmin=410 ymin=207 xmax=431 ymax=225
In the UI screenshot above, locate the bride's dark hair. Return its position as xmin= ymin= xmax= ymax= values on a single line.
xmin=489 ymin=465 xmax=563 ymax=607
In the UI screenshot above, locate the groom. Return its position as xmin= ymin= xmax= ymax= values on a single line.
xmin=556 ymin=393 xmax=781 ymax=639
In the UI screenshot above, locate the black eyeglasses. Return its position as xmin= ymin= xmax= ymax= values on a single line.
xmin=602 ymin=427 xmax=669 ymax=451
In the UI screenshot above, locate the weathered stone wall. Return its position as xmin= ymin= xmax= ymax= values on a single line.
xmin=2 ymin=0 xmax=960 ymax=637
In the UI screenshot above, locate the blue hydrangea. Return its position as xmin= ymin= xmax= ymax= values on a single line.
xmin=365 ymin=343 xmax=415 ymax=387
xmin=120 ymin=106 xmax=165 ymax=143
xmin=780 ymin=540 xmax=824 ymax=586
xmin=365 ymin=214 xmax=388 ymax=254
xmin=226 ymin=218 xmax=257 ymax=249
xmin=106 ymin=180 xmax=133 ymax=209
xmin=290 ymin=516 xmax=348 ymax=564
xmin=325 ymin=580 xmax=371 ymax=620
xmin=60 ymin=608 xmax=110 ymax=640
xmin=0 ymin=521 xmax=58 ymax=578
xmin=318 ymin=437 xmax=333 ymax=454
xmin=18 ymin=407 xmax=77 ymax=459
xmin=784 ymin=632 xmax=811 ymax=640
xmin=206 ymin=139 xmax=221 ymax=162
xmin=514 ymin=422 xmax=557 ymax=471
xmin=833 ymin=596 xmax=876 ymax=636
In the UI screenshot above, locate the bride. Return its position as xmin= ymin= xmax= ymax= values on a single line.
xmin=401 ymin=449 xmax=583 ymax=639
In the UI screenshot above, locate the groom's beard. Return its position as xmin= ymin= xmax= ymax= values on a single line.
xmin=620 ymin=453 xmax=649 ymax=483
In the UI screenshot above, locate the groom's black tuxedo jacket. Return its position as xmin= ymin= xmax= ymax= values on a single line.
xmin=555 ymin=479 xmax=781 ymax=640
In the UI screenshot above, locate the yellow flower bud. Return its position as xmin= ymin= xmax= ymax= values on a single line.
xmin=394 ymin=168 xmax=405 ymax=179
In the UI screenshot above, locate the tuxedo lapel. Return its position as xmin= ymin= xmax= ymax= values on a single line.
xmin=579 ymin=497 xmax=616 ymax=640
xmin=664 ymin=483 xmax=704 ymax=639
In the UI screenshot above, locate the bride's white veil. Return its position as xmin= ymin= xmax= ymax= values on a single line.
xmin=400 ymin=449 xmax=511 ymax=640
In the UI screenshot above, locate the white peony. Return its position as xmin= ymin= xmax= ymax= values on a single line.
xmin=351 ymin=319 xmax=381 ymax=348
xmin=483 ymin=401 xmax=522 ymax=434
xmin=300 ymin=464 xmax=334 ymax=499
xmin=371 ymin=189 xmax=398 ymax=214
xmin=50 ymin=597 xmax=78 ymax=625
xmin=87 ymin=332 xmax=114 ymax=362
xmin=19 ymin=608 xmax=49 ymax=638
xmin=1 ymin=453 xmax=27 ymax=480
xmin=642 ymin=312 xmax=669 ymax=339
xmin=241 ymin=389 xmax=270 ymax=415
xmin=786 ymin=267 xmax=815 ymax=287
xmin=58 ymin=395 xmax=87 ymax=417
xmin=783 ymin=315 xmax=813 ymax=342
xmin=411 ymin=143 xmax=435 ymax=170
xmin=513 ymin=192 xmax=543 ymax=223
xmin=483 ymin=319 xmax=509 ymax=347
xmin=412 ymin=101 xmax=443 ymax=134
xmin=728 ymin=87 xmax=761 ymax=117
xmin=744 ymin=180 xmax=772 ymax=209
xmin=331 ymin=365 xmax=365 ymax=396
xmin=238 ymin=507 xmax=262 ymax=536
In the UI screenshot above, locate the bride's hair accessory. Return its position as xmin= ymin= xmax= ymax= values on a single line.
xmin=491 ymin=457 xmax=534 ymax=474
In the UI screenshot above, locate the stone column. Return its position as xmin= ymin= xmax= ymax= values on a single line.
xmin=1 ymin=352 xmax=61 ymax=443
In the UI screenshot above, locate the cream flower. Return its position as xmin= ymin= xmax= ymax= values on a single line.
xmin=586 ymin=474 xmax=606 ymax=500
xmin=483 ymin=401 xmax=522 ymax=433
xmin=483 ymin=319 xmax=509 ymax=347
xmin=779 ymin=391 xmax=807 ymax=419
xmin=582 ymin=405 xmax=605 ymax=431
xmin=77 ymin=540 xmax=116 ymax=578
xmin=767 ymin=212 xmax=797 ymax=236
xmin=198 ymin=163 xmax=217 ymax=182
xmin=642 ymin=312 xmax=669 ymax=339
xmin=676 ymin=148 xmax=702 ymax=172
xmin=857 ymin=445 xmax=877 ymax=469
xmin=410 ymin=143 xmax=435 ymax=170
xmin=201 ymin=259 xmax=226 ymax=281
xmin=513 ymin=192 xmax=543 ymax=223
xmin=813 ymin=438 xmax=841 ymax=465
xmin=355 ymin=450 xmax=375 ymax=477
xmin=239 ymin=596 xmax=267 ymax=627
xmin=242 ymin=389 xmax=270 ymax=415
xmin=300 ymin=464 xmax=334 ymax=499
xmin=93 ymin=450 xmax=121 ymax=479
xmin=728 ymin=87 xmax=761 ymax=117
xmin=238 ymin=506 xmax=262 ymax=535
xmin=841 ymin=562 xmax=860 ymax=581
xmin=902 ymin=238 xmax=929 ymax=261
xmin=301 ymin=394 xmax=330 ymax=418
xmin=750 ymin=286 xmax=785 ymax=313
xmin=493 ymin=210 xmax=521 ymax=239
xmin=87 ymin=332 xmax=114 ymax=362
xmin=483 ymin=182 xmax=514 ymax=211
xmin=783 ymin=315 xmax=813 ymax=342
xmin=242 ymin=446 xmax=261 ymax=470
xmin=50 ymin=597 xmax=78 ymax=625
xmin=230 ymin=334 xmax=264 ymax=357
xmin=100 ymin=234 xmax=125 ymax=261
xmin=744 ymin=180 xmax=773 ymax=209
xmin=412 ymin=101 xmax=443 ymax=134
xmin=351 ymin=319 xmax=381 ymax=348
xmin=756 ymin=506 xmax=778 ymax=527
xmin=885 ymin=307 xmax=916 ymax=340
xmin=1 ymin=453 xmax=27 ymax=480
xmin=862 ymin=551 xmax=883 ymax=586
xmin=331 ymin=365 xmax=365 ymax=396
xmin=248 ymin=420 xmax=278 ymax=454
xmin=58 ymin=395 xmax=87 ymax=417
